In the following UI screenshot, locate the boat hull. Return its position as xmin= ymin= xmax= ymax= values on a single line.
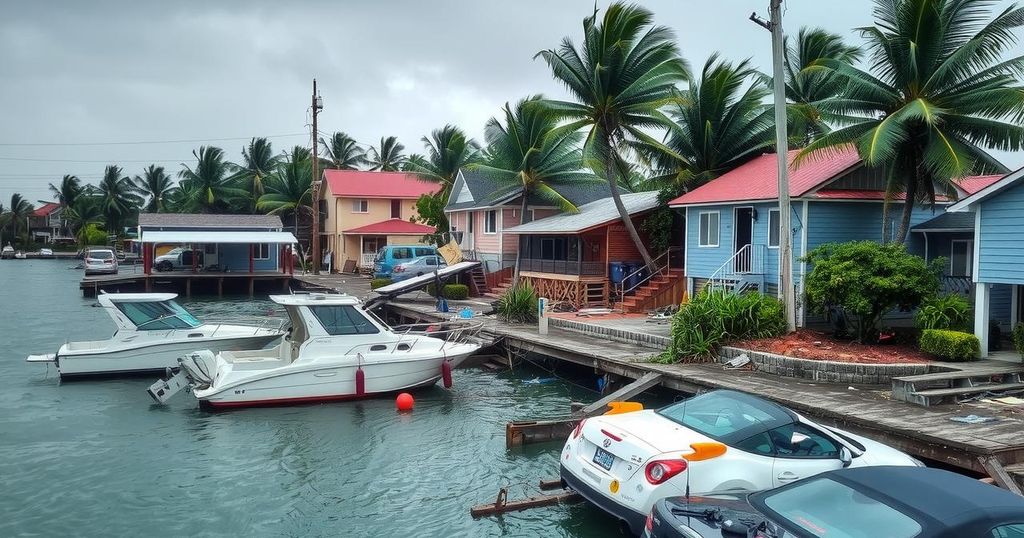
xmin=53 ymin=335 xmax=282 ymax=377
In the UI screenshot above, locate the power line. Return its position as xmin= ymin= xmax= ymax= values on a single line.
xmin=0 ymin=156 xmax=189 ymax=163
xmin=0 ymin=132 xmax=309 ymax=147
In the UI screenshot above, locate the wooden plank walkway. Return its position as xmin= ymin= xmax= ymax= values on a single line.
xmin=386 ymin=299 xmax=1024 ymax=475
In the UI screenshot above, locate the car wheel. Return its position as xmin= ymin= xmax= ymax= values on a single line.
xmin=156 ymin=261 xmax=172 ymax=272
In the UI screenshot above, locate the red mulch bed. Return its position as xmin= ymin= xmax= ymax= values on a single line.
xmin=736 ymin=330 xmax=932 ymax=364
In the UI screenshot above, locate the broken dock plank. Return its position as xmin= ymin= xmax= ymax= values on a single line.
xmin=576 ymin=372 xmax=663 ymax=417
xmin=470 ymin=487 xmax=582 ymax=518
xmin=979 ymin=455 xmax=1024 ymax=496
xmin=506 ymin=418 xmax=578 ymax=449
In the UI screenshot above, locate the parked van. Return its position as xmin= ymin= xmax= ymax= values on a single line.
xmin=373 ymin=245 xmax=438 ymax=279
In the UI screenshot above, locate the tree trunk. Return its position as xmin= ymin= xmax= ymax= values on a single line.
xmin=604 ymin=151 xmax=654 ymax=268
xmin=512 ymin=195 xmax=531 ymax=283
xmin=880 ymin=199 xmax=892 ymax=244
xmin=894 ymin=176 xmax=918 ymax=245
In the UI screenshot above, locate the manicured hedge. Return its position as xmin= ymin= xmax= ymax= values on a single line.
xmin=919 ymin=329 xmax=980 ymax=362
xmin=1013 ymin=323 xmax=1024 ymax=358
xmin=442 ymin=284 xmax=469 ymax=300
xmin=370 ymin=278 xmax=393 ymax=290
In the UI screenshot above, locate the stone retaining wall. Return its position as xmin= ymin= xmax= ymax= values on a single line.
xmin=719 ymin=346 xmax=930 ymax=385
xmin=549 ymin=317 xmax=669 ymax=350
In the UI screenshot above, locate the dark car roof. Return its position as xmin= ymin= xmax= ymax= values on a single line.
xmin=660 ymin=389 xmax=799 ymax=445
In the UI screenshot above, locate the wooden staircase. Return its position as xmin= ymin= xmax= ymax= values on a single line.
xmin=484 ymin=275 xmax=515 ymax=299
xmin=891 ymin=364 xmax=1024 ymax=407
xmin=616 ymin=269 xmax=686 ymax=313
xmin=468 ymin=265 xmax=489 ymax=297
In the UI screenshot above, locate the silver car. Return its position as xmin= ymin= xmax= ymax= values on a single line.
xmin=84 ymin=248 xmax=118 ymax=275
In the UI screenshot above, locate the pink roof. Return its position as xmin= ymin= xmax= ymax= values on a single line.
xmin=813 ymin=190 xmax=951 ymax=202
xmin=32 ymin=202 xmax=59 ymax=217
xmin=955 ymin=174 xmax=1003 ymax=195
xmin=668 ymin=147 xmax=862 ymax=206
xmin=323 ymin=170 xmax=440 ymax=199
xmin=342 ymin=218 xmax=436 ymax=235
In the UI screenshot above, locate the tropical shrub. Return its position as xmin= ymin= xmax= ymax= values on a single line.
xmin=919 ymin=329 xmax=980 ymax=362
xmin=803 ymin=241 xmax=942 ymax=342
xmin=81 ymin=223 xmax=108 ymax=246
xmin=915 ymin=294 xmax=972 ymax=331
xmin=657 ymin=290 xmax=787 ymax=363
xmin=370 ymin=278 xmax=392 ymax=290
xmin=1013 ymin=323 xmax=1024 ymax=358
xmin=442 ymin=284 xmax=469 ymax=300
xmin=496 ymin=281 xmax=538 ymax=323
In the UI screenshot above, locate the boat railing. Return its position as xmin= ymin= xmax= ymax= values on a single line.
xmin=203 ymin=316 xmax=288 ymax=337
xmin=388 ymin=320 xmax=485 ymax=353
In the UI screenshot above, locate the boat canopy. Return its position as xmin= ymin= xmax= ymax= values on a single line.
xmin=97 ymin=293 xmax=202 ymax=331
xmin=269 ymin=294 xmax=362 ymax=306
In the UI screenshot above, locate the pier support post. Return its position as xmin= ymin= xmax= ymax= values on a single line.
xmin=145 ymin=277 xmax=151 ymax=293
xmin=185 ymin=278 xmax=191 ymax=298
xmin=248 ymin=277 xmax=255 ymax=296
xmin=217 ymin=277 xmax=223 ymax=297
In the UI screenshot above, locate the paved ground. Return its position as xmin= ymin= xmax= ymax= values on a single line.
xmin=550 ymin=311 xmax=672 ymax=339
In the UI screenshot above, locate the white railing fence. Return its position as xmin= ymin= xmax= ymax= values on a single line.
xmin=708 ymin=244 xmax=765 ymax=293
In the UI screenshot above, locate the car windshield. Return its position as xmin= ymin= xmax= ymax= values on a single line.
xmin=114 ymin=300 xmax=202 ymax=330
xmin=656 ymin=391 xmax=794 ymax=444
xmin=753 ymin=477 xmax=923 ymax=538
xmin=90 ymin=250 xmax=114 ymax=260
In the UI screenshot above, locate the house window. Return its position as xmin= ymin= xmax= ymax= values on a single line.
xmin=468 ymin=212 xmax=474 ymax=234
xmin=950 ymin=239 xmax=973 ymax=277
xmin=768 ymin=209 xmax=781 ymax=248
xmin=351 ymin=199 xmax=369 ymax=213
xmin=391 ymin=199 xmax=401 ymax=219
xmin=484 ymin=210 xmax=497 ymax=234
xmin=698 ymin=211 xmax=720 ymax=247
xmin=254 ymin=244 xmax=270 ymax=260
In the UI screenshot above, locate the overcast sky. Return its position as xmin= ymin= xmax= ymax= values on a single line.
xmin=1 ymin=0 xmax=1020 ymax=204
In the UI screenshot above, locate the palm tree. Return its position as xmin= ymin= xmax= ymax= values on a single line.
xmin=133 ymin=165 xmax=174 ymax=213
xmin=800 ymin=0 xmax=1024 ymax=244
xmin=97 ymin=165 xmax=141 ymax=235
xmin=49 ymin=174 xmax=82 ymax=208
xmin=5 ymin=193 xmax=34 ymax=246
xmin=784 ymin=28 xmax=863 ymax=143
xmin=258 ymin=146 xmax=313 ymax=238
xmin=641 ymin=55 xmax=776 ymax=192
xmin=407 ymin=125 xmax=481 ymax=190
xmin=64 ymin=195 xmax=104 ymax=246
xmin=233 ymin=137 xmax=280 ymax=212
xmin=536 ymin=2 xmax=690 ymax=266
xmin=320 ymin=131 xmax=367 ymax=170
xmin=178 ymin=146 xmax=248 ymax=213
xmin=367 ymin=136 xmax=406 ymax=171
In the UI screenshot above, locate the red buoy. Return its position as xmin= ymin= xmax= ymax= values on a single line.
xmin=396 ymin=392 xmax=414 ymax=411
xmin=441 ymin=360 xmax=453 ymax=389
xmin=355 ymin=367 xmax=365 ymax=396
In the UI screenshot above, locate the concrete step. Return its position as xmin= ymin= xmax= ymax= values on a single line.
xmin=912 ymin=382 xmax=1024 ymax=399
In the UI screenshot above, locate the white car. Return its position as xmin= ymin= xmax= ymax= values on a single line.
xmin=559 ymin=389 xmax=921 ymax=536
xmin=84 ymin=248 xmax=118 ymax=275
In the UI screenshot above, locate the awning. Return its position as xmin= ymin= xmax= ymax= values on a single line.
xmin=140 ymin=231 xmax=298 ymax=244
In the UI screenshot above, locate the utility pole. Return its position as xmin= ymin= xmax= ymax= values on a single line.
xmin=752 ymin=0 xmax=797 ymax=332
xmin=310 ymin=78 xmax=323 ymax=275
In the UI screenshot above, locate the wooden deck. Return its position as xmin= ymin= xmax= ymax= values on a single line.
xmin=385 ymin=298 xmax=1024 ymax=477
xmin=79 ymin=270 xmax=293 ymax=297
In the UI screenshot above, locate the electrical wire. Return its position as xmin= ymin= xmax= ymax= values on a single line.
xmin=0 ymin=132 xmax=309 ymax=147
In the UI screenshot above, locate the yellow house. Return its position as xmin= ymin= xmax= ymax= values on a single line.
xmin=320 ymin=169 xmax=440 ymax=272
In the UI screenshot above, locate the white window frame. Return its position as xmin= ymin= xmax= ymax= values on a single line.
xmin=950 ymin=239 xmax=973 ymax=277
xmin=698 ymin=211 xmax=720 ymax=248
xmin=351 ymin=199 xmax=369 ymax=213
xmin=767 ymin=208 xmax=781 ymax=249
xmin=484 ymin=210 xmax=497 ymax=234
xmin=254 ymin=243 xmax=271 ymax=260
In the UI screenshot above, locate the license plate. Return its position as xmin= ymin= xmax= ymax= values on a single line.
xmin=593 ymin=447 xmax=615 ymax=471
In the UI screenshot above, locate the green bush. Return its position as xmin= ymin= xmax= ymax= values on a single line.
xmin=79 ymin=223 xmax=108 ymax=246
xmin=803 ymin=241 xmax=942 ymax=342
xmin=919 ymin=329 xmax=980 ymax=362
xmin=370 ymin=278 xmax=392 ymax=290
xmin=915 ymin=294 xmax=972 ymax=331
xmin=1013 ymin=323 xmax=1024 ymax=358
xmin=496 ymin=281 xmax=538 ymax=323
xmin=656 ymin=289 xmax=787 ymax=363
xmin=443 ymin=284 xmax=469 ymax=300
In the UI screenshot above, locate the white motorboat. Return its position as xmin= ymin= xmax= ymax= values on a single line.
xmin=39 ymin=248 xmax=54 ymax=258
xmin=1 ymin=244 xmax=13 ymax=259
xmin=148 ymin=293 xmax=481 ymax=409
xmin=13 ymin=250 xmax=27 ymax=259
xmin=27 ymin=293 xmax=285 ymax=378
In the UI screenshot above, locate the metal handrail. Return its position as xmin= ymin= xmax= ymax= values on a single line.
xmin=708 ymin=244 xmax=764 ymax=293
xmin=203 ymin=316 xmax=288 ymax=338
xmin=614 ymin=247 xmax=681 ymax=302
xmin=341 ymin=320 xmax=484 ymax=355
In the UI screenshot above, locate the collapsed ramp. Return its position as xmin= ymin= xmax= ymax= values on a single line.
xmin=366 ymin=261 xmax=481 ymax=307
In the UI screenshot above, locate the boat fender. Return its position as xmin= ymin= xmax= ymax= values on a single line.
xmin=355 ymin=367 xmax=365 ymax=396
xmin=441 ymin=360 xmax=453 ymax=389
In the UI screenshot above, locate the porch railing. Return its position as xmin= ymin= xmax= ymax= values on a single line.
xmin=613 ymin=247 xmax=682 ymax=303
xmin=942 ymin=275 xmax=973 ymax=295
xmin=519 ymin=258 xmax=604 ymax=276
xmin=709 ymin=244 xmax=765 ymax=292
xmin=359 ymin=253 xmax=376 ymax=269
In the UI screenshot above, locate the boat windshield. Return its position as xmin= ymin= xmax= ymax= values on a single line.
xmin=115 ymin=300 xmax=202 ymax=330
xmin=309 ymin=305 xmax=379 ymax=335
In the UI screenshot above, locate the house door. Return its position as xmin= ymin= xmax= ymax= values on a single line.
xmin=466 ymin=212 xmax=475 ymax=249
xmin=391 ymin=199 xmax=401 ymax=219
xmin=734 ymin=207 xmax=754 ymax=273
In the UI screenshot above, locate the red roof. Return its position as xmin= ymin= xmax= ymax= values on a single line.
xmin=669 ymin=147 xmax=862 ymax=206
xmin=955 ymin=175 xmax=1003 ymax=195
xmin=813 ymin=190 xmax=950 ymax=202
xmin=31 ymin=202 xmax=59 ymax=217
xmin=323 ymin=170 xmax=440 ymax=199
xmin=342 ymin=218 xmax=436 ymax=235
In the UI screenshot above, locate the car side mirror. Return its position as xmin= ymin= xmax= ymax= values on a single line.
xmin=840 ymin=446 xmax=853 ymax=467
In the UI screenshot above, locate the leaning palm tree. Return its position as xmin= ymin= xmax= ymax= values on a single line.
xmin=406 ymin=125 xmax=481 ymax=191
xmin=536 ymin=2 xmax=690 ymax=266
xmin=320 ymin=131 xmax=368 ymax=170
xmin=177 ymin=146 xmax=248 ymax=213
xmin=6 ymin=193 xmax=34 ymax=246
xmin=257 ymin=146 xmax=313 ymax=238
xmin=367 ymin=136 xmax=406 ymax=171
xmin=133 ymin=165 xmax=174 ymax=213
xmin=97 ymin=165 xmax=141 ymax=235
xmin=49 ymin=174 xmax=82 ymax=209
xmin=640 ymin=55 xmax=776 ymax=192
xmin=233 ymin=137 xmax=280 ymax=212
xmin=784 ymin=27 xmax=863 ymax=144
xmin=800 ymin=0 xmax=1024 ymax=244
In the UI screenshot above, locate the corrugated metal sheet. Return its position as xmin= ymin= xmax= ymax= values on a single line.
xmin=140 ymin=231 xmax=298 ymax=244
xmin=505 ymin=192 xmax=660 ymax=234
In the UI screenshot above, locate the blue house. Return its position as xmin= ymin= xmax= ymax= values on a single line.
xmin=669 ymin=148 xmax=996 ymax=327
xmin=947 ymin=168 xmax=1024 ymax=359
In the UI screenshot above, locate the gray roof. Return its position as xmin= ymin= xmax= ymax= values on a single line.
xmin=911 ymin=212 xmax=975 ymax=232
xmin=505 ymin=191 xmax=660 ymax=234
xmin=138 ymin=213 xmax=283 ymax=229
xmin=444 ymin=169 xmax=612 ymax=212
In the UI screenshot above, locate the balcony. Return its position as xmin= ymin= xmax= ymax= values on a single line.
xmin=519 ymin=258 xmax=604 ymax=276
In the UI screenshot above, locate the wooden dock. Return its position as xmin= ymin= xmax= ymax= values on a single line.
xmin=385 ymin=298 xmax=1024 ymax=482
xmin=79 ymin=271 xmax=293 ymax=297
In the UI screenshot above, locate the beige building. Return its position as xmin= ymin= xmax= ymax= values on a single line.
xmin=320 ymin=170 xmax=440 ymax=271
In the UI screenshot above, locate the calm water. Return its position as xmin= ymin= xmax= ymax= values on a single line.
xmin=0 ymin=260 xmax=624 ymax=537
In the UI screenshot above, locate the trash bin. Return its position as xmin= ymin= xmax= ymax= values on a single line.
xmin=624 ymin=262 xmax=640 ymax=290
xmin=609 ymin=261 xmax=627 ymax=284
